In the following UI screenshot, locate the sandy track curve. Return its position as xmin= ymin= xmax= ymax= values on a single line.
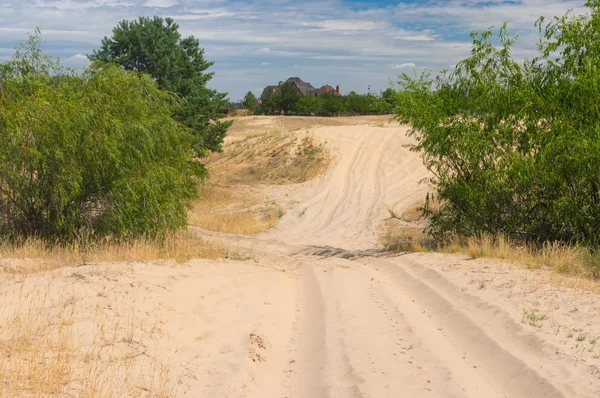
xmin=179 ymin=121 xmax=599 ymax=397
xmin=271 ymin=124 xmax=429 ymax=250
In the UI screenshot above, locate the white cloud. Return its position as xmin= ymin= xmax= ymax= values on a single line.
xmin=68 ymin=53 xmax=88 ymax=61
xmin=0 ymin=0 xmax=590 ymax=101
xmin=313 ymin=20 xmax=379 ymax=31
xmin=393 ymin=63 xmax=416 ymax=69
xmin=66 ymin=53 xmax=90 ymax=66
xmin=174 ymin=10 xmax=235 ymax=20
xmin=144 ymin=0 xmax=177 ymax=7
xmin=30 ymin=0 xmax=134 ymax=10
xmin=311 ymin=54 xmax=388 ymax=61
xmin=395 ymin=35 xmax=436 ymax=41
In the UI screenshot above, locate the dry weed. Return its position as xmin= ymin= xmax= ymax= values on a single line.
xmin=189 ymin=204 xmax=283 ymax=235
xmin=383 ymin=226 xmax=600 ymax=280
xmin=380 ymin=226 xmax=431 ymax=252
xmin=0 ymin=277 xmax=180 ymax=397
xmin=189 ymin=128 xmax=329 ymax=234
xmin=207 ymin=130 xmax=330 ymax=185
xmin=0 ymin=231 xmax=243 ymax=278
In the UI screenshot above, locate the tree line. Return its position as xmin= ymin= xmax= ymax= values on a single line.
xmin=242 ymin=85 xmax=395 ymax=116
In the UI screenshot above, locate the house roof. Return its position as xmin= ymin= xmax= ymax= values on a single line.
xmin=316 ymin=85 xmax=340 ymax=96
xmin=285 ymin=77 xmax=317 ymax=96
xmin=261 ymin=85 xmax=278 ymax=99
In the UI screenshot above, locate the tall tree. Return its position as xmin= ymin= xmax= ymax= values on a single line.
xmin=242 ymin=91 xmax=257 ymax=113
xmin=89 ymin=16 xmax=231 ymax=157
xmin=276 ymin=83 xmax=300 ymax=114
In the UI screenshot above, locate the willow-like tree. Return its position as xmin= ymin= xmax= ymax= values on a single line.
xmin=0 ymin=31 xmax=202 ymax=241
xmin=89 ymin=16 xmax=231 ymax=159
xmin=394 ymin=0 xmax=600 ymax=252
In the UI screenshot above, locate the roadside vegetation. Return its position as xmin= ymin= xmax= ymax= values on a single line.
xmin=0 ymin=19 xmax=230 ymax=247
xmin=246 ymin=86 xmax=394 ymax=116
xmin=0 ymin=21 xmax=238 ymax=396
xmin=389 ymin=1 xmax=600 ymax=279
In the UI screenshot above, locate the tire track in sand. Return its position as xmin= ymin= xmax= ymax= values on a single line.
xmin=362 ymin=257 xmax=566 ymax=397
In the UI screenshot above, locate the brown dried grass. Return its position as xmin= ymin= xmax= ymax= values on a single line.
xmin=382 ymin=224 xmax=600 ymax=281
xmin=0 ymin=276 xmax=180 ymax=397
xmin=0 ymin=231 xmax=243 ymax=278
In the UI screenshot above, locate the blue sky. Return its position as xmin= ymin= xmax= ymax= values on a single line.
xmin=0 ymin=0 xmax=588 ymax=101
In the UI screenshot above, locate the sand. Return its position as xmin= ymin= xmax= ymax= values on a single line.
xmin=1 ymin=116 xmax=599 ymax=397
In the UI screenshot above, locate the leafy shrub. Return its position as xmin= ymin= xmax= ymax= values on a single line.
xmin=258 ymin=88 xmax=392 ymax=115
xmin=0 ymin=33 xmax=201 ymax=242
xmin=394 ymin=1 xmax=600 ymax=247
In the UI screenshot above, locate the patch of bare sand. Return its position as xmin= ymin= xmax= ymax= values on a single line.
xmin=264 ymin=122 xmax=430 ymax=250
xmin=223 ymin=114 xmax=395 ymax=143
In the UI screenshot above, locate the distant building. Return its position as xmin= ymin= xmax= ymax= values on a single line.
xmin=259 ymin=77 xmax=341 ymax=102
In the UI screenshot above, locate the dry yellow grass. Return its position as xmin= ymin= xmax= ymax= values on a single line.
xmin=208 ymin=130 xmax=330 ymax=185
xmin=0 ymin=275 xmax=179 ymax=397
xmin=188 ymin=128 xmax=330 ymax=235
xmin=382 ymin=225 xmax=600 ymax=280
xmin=0 ymin=231 xmax=245 ymax=278
xmin=189 ymin=204 xmax=282 ymax=235
xmin=380 ymin=225 xmax=432 ymax=253
xmin=462 ymin=235 xmax=600 ymax=279
xmin=0 ymin=285 xmax=77 ymax=397
xmin=188 ymin=183 xmax=283 ymax=235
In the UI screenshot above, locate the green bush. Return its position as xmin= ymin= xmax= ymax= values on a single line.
xmin=0 ymin=33 xmax=201 ymax=242
xmin=258 ymin=88 xmax=392 ymax=115
xmin=295 ymin=94 xmax=323 ymax=114
xmin=394 ymin=1 xmax=600 ymax=247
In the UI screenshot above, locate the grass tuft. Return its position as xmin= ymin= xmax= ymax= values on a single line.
xmin=0 ymin=231 xmax=244 ymax=278
xmin=382 ymin=227 xmax=600 ymax=280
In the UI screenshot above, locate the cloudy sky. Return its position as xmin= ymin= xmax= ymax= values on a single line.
xmin=0 ymin=0 xmax=589 ymax=101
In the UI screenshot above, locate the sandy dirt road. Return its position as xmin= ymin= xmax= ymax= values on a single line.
xmin=2 ymin=117 xmax=599 ymax=397
xmin=179 ymin=121 xmax=597 ymax=397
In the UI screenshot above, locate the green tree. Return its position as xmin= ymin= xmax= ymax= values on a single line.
xmin=277 ymin=83 xmax=301 ymax=114
xmin=381 ymin=87 xmax=395 ymax=105
xmin=242 ymin=91 xmax=258 ymax=113
xmin=295 ymin=94 xmax=323 ymax=114
xmin=258 ymin=83 xmax=300 ymax=114
xmin=394 ymin=0 xmax=600 ymax=252
xmin=89 ymin=16 xmax=231 ymax=157
xmin=0 ymin=32 xmax=201 ymax=242
xmin=321 ymin=93 xmax=344 ymax=115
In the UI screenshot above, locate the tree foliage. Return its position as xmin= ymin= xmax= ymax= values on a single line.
xmin=0 ymin=32 xmax=201 ymax=242
xmin=89 ymin=16 xmax=231 ymax=156
xmin=242 ymin=91 xmax=258 ymax=113
xmin=258 ymin=87 xmax=392 ymax=115
xmin=394 ymin=1 xmax=600 ymax=248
